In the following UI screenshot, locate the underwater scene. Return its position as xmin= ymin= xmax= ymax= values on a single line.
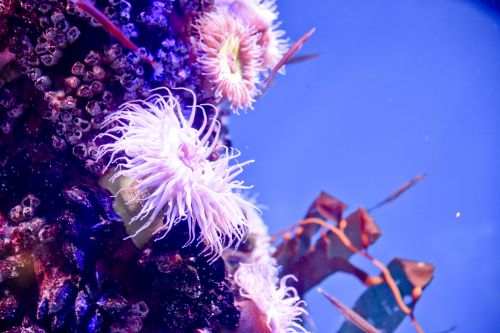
xmin=0 ymin=0 xmax=498 ymax=332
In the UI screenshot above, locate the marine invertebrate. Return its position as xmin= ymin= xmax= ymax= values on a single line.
xmin=0 ymin=139 xmax=240 ymax=333
xmin=138 ymin=229 xmax=240 ymax=332
xmin=70 ymin=0 xmax=158 ymax=69
xmin=96 ymin=87 xmax=254 ymax=260
xmin=215 ymin=0 xmax=289 ymax=72
xmin=0 ymin=1 xmax=13 ymax=17
xmin=243 ymin=203 xmax=276 ymax=263
xmin=234 ymin=260 xmax=308 ymax=333
xmin=0 ymin=1 xmax=434 ymax=333
xmin=228 ymin=203 xmax=308 ymax=332
xmin=195 ymin=10 xmax=263 ymax=111
xmin=260 ymin=22 xmax=289 ymax=72
xmin=0 ymin=48 xmax=14 ymax=71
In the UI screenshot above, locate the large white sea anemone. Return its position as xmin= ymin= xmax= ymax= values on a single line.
xmin=96 ymin=87 xmax=254 ymax=260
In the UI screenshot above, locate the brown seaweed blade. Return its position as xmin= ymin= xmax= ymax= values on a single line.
xmin=337 ymin=259 xmax=434 ymax=333
xmin=287 ymin=53 xmax=319 ymax=65
xmin=273 ymin=178 xmax=432 ymax=333
xmin=318 ymin=288 xmax=380 ymax=333
xmin=262 ymin=27 xmax=316 ymax=89
xmin=73 ymin=0 xmax=139 ymax=52
xmin=369 ymin=173 xmax=427 ymax=212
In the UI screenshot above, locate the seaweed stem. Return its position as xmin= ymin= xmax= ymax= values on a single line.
xmin=262 ymin=27 xmax=316 ymax=89
xmin=318 ymin=288 xmax=381 ymax=333
xmin=368 ymin=173 xmax=427 ymax=212
xmin=286 ymin=53 xmax=319 ymax=65
xmin=274 ymin=217 xmax=425 ymax=333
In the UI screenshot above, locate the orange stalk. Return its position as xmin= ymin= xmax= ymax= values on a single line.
xmin=369 ymin=173 xmax=427 ymax=212
xmin=262 ymin=27 xmax=316 ymax=89
xmin=275 ymin=217 xmax=424 ymax=333
xmin=318 ymin=288 xmax=381 ymax=333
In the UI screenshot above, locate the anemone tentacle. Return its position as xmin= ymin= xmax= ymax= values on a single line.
xmin=234 ymin=260 xmax=309 ymax=333
xmin=96 ymin=87 xmax=255 ymax=261
xmin=195 ymin=10 xmax=263 ymax=112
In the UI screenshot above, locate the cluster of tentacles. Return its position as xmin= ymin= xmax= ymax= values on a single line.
xmin=0 ymin=1 xmax=433 ymax=333
xmin=0 ymin=1 xmax=308 ymax=332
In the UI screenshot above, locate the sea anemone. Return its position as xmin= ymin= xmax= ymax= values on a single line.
xmin=95 ymin=87 xmax=254 ymax=260
xmin=214 ymin=0 xmax=289 ymax=72
xmin=234 ymin=260 xmax=309 ymax=333
xmin=260 ymin=22 xmax=289 ymax=73
xmin=215 ymin=0 xmax=276 ymax=29
xmin=235 ymin=201 xmax=307 ymax=332
xmin=241 ymin=203 xmax=276 ymax=263
xmin=0 ymin=0 xmax=13 ymax=16
xmin=195 ymin=10 xmax=263 ymax=111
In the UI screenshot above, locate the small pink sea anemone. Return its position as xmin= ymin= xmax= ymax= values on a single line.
xmin=215 ymin=0 xmax=289 ymax=72
xmin=260 ymin=22 xmax=289 ymax=73
xmin=195 ymin=10 xmax=263 ymax=111
xmin=95 ymin=87 xmax=254 ymax=260
xmin=234 ymin=260 xmax=309 ymax=333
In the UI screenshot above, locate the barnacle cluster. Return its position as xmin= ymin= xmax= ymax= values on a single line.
xmin=0 ymin=0 xmax=219 ymax=172
xmin=0 ymin=0 xmax=309 ymax=332
xmin=0 ymin=142 xmax=239 ymax=332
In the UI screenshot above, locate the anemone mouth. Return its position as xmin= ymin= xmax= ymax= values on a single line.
xmin=213 ymin=0 xmax=289 ymax=74
xmin=196 ymin=10 xmax=263 ymax=111
xmin=95 ymin=87 xmax=255 ymax=261
xmin=219 ymin=36 xmax=244 ymax=81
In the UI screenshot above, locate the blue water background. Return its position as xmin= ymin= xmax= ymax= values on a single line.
xmin=231 ymin=0 xmax=500 ymax=332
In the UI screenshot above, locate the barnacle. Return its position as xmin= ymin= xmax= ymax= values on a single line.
xmin=0 ymin=1 xmax=322 ymax=332
xmin=195 ymin=10 xmax=263 ymax=111
xmin=96 ymin=87 xmax=254 ymax=260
